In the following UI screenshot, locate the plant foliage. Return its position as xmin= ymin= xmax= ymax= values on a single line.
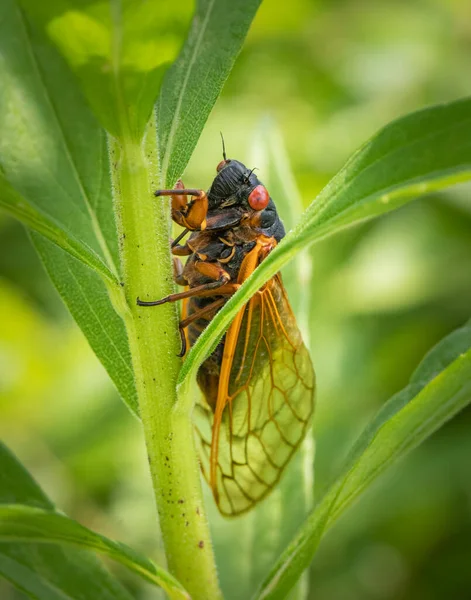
xmin=0 ymin=0 xmax=470 ymax=598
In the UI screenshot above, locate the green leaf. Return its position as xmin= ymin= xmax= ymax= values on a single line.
xmin=254 ymin=321 xmax=471 ymax=599
xmin=0 ymin=174 xmax=118 ymax=285
xmin=0 ymin=505 xmax=190 ymax=600
xmin=0 ymin=0 xmax=138 ymax=414
xmin=0 ymin=442 xmax=188 ymax=598
xmin=410 ymin=321 xmax=471 ymax=384
xmin=0 ymin=0 xmax=119 ymax=273
xmin=178 ymin=97 xmax=471 ymax=391
xmin=0 ymin=441 xmax=134 ymax=600
xmin=32 ymin=235 xmax=139 ymax=416
xmin=20 ymin=0 xmax=193 ymax=138
xmin=157 ymin=0 xmax=262 ymax=186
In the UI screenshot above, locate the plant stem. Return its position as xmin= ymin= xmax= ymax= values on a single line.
xmin=109 ymin=113 xmax=221 ymax=600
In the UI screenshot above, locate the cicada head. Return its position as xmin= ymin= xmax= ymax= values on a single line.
xmin=208 ymin=159 xmax=258 ymax=205
xmin=208 ymin=159 xmax=282 ymax=232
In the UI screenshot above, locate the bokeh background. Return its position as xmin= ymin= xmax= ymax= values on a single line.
xmin=1 ymin=0 xmax=471 ymax=598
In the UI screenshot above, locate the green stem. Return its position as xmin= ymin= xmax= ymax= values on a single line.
xmin=109 ymin=112 xmax=221 ymax=600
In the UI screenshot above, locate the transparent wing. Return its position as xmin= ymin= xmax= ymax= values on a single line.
xmin=194 ymin=274 xmax=315 ymax=516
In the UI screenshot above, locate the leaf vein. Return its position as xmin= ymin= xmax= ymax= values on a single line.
xmin=160 ymin=0 xmax=217 ymax=182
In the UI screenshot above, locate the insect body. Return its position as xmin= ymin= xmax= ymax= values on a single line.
xmin=137 ymin=157 xmax=315 ymax=516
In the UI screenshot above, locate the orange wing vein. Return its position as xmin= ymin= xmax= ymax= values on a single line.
xmin=194 ymin=273 xmax=315 ymax=516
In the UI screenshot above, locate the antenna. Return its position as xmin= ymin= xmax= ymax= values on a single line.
xmin=244 ymin=166 xmax=258 ymax=183
xmin=220 ymin=131 xmax=227 ymax=161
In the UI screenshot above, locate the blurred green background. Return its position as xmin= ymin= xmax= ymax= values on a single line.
xmin=1 ymin=0 xmax=471 ymax=598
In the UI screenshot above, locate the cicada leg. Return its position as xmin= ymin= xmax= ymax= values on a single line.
xmin=137 ymin=262 xmax=239 ymax=307
xmin=172 ymin=257 xmax=187 ymax=287
xmin=171 ymin=243 xmax=193 ymax=257
xmin=176 ymin=297 xmax=227 ymax=357
xmin=171 ymin=227 xmax=190 ymax=249
xmin=155 ymin=179 xmax=209 ymax=231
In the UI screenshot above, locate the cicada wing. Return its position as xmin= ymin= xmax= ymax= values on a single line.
xmin=194 ymin=274 xmax=315 ymax=516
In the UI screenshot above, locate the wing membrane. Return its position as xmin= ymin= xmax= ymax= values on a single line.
xmin=194 ymin=274 xmax=315 ymax=516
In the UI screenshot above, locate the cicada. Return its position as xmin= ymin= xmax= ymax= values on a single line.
xmin=138 ymin=152 xmax=315 ymax=516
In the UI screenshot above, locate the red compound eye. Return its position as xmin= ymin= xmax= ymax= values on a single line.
xmin=216 ymin=159 xmax=229 ymax=172
xmin=248 ymin=185 xmax=269 ymax=210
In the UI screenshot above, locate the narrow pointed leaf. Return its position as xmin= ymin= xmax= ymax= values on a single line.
xmin=0 ymin=442 xmax=134 ymax=600
xmin=0 ymin=505 xmax=190 ymax=600
xmin=255 ymin=322 xmax=471 ymax=599
xmin=0 ymin=175 xmax=118 ymax=285
xmin=157 ymin=0 xmax=262 ymax=186
xmin=0 ymin=0 xmax=138 ymax=413
xmin=0 ymin=0 xmax=119 ymax=272
xmin=32 ymin=235 xmax=138 ymax=416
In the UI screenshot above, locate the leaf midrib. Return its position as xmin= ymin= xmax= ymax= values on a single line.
xmin=159 ymin=0 xmax=217 ymax=184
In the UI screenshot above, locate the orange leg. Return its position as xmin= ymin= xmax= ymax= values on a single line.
xmin=169 ymin=179 xmax=187 ymax=212
xmin=155 ymin=180 xmax=209 ymax=231
xmin=171 ymin=243 xmax=193 ymax=257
